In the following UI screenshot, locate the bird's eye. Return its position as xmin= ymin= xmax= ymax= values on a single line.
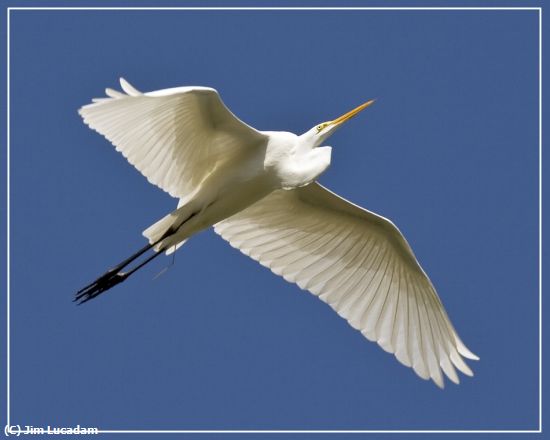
xmin=317 ymin=125 xmax=323 ymax=132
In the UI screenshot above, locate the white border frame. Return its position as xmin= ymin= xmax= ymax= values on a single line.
xmin=4 ymin=6 xmax=543 ymax=435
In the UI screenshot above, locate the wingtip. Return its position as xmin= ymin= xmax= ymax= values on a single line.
xmin=433 ymin=377 xmax=445 ymax=389
xmin=450 ymin=351 xmax=474 ymax=377
xmin=119 ymin=77 xmax=141 ymax=96
xmin=461 ymin=349 xmax=480 ymax=361
xmin=105 ymin=87 xmax=125 ymax=99
xmin=456 ymin=341 xmax=480 ymax=361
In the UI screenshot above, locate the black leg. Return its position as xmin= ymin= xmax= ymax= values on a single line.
xmin=75 ymin=211 xmax=198 ymax=305
xmin=124 ymin=248 xmax=164 ymax=278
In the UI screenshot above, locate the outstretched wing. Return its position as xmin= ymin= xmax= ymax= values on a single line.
xmin=79 ymin=78 xmax=267 ymax=199
xmin=214 ymin=183 xmax=478 ymax=388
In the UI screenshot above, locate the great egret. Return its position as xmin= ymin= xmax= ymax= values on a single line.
xmin=76 ymin=78 xmax=478 ymax=388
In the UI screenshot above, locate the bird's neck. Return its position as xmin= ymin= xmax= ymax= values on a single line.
xmin=280 ymin=146 xmax=332 ymax=189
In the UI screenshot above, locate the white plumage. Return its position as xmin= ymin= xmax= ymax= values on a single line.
xmin=77 ymin=78 xmax=478 ymax=388
xmin=80 ymin=80 xmax=266 ymax=200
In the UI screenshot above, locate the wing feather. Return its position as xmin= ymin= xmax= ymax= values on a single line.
xmin=79 ymin=78 xmax=267 ymax=199
xmin=214 ymin=182 xmax=478 ymax=387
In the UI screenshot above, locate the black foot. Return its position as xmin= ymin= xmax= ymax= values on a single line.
xmin=75 ymin=240 xmax=165 ymax=305
xmin=74 ymin=271 xmax=129 ymax=305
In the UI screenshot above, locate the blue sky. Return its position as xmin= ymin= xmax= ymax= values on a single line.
xmin=2 ymin=5 xmax=543 ymax=436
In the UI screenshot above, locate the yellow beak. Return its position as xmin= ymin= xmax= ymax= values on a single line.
xmin=330 ymin=99 xmax=375 ymax=126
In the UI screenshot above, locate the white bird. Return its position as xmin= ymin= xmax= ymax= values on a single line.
xmin=76 ymin=78 xmax=478 ymax=388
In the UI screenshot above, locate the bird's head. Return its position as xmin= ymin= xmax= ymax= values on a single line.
xmin=303 ymin=99 xmax=376 ymax=148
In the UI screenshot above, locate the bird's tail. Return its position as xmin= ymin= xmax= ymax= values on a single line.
xmin=142 ymin=212 xmax=178 ymax=247
xmin=142 ymin=205 xmax=190 ymax=254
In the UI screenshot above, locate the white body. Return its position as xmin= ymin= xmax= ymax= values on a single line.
xmin=147 ymin=131 xmax=332 ymax=252
xmin=79 ymin=78 xmax=478 ymax=388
